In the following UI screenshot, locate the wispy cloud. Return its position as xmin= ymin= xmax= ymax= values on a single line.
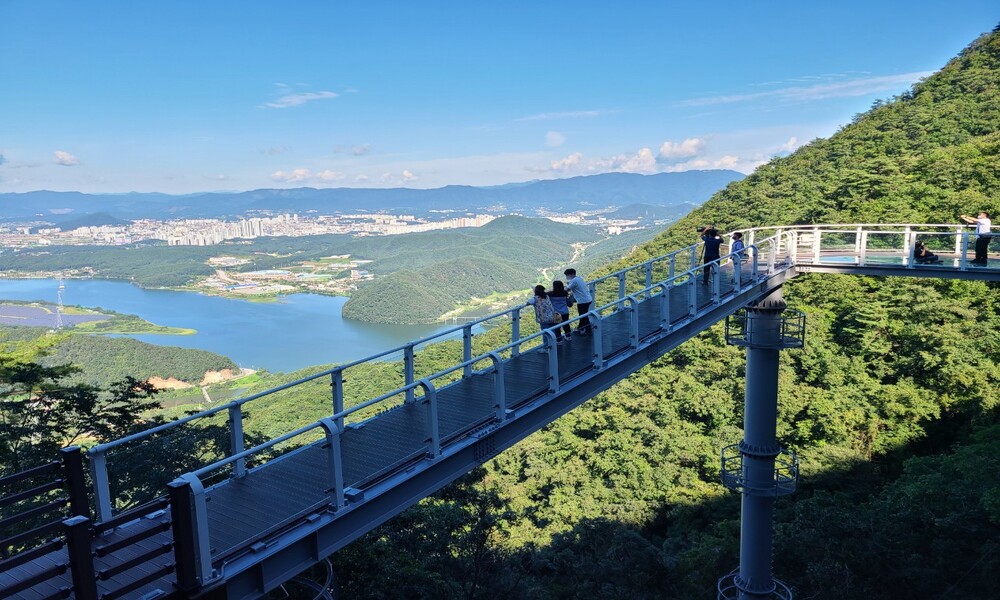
xmin=545 ymin=131 xmax=566 ymax=147
xmin=54 ymin=150 xmax=80 ymax=166
xmin=271 ymin=168 xmax=346 ymax=183
xmin=380 ymin=170 xmax=418 ymax=185
xmin=0 ymin=154 xmax=6 ymax=166
xmin=658 ymin=138 xmax=706 ymax=159
xmin=332 ymin=144 xmax=373 ymax=156
xmin=262 ymin=91 xmax=339 ymax=109
xmin=678 ymin=71 xmax=932 ymax=107
xmin=515 ymin=109 xmax=608 ymax=122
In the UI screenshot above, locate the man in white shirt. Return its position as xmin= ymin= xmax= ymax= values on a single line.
xmin=960 ymin=211 xmax=992 ymax=265
xmin=563 ymin=268 xmax=593 ymax=335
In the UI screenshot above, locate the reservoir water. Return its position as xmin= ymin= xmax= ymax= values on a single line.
xmin=0 ymin=279 xmax=457 ymax=373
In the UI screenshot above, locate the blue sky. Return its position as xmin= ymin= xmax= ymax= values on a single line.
xmin=0 ymin=1 xmax=996 ymax=194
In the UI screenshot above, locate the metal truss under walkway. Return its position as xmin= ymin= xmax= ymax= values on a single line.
xmin=4 ymin=223 xmax=1000 ymax=600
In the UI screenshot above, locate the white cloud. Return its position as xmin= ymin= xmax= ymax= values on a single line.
xmin=54 ymin=151 xmax=80 ymax=166
xmin=352 ymin=144 xmax=371 ymax=156
xmin=271 ymin=168 xmax=345 ymax=183
xmin=678 ymin=71 xmax=932 ymax=107
xmin=515 ymin=110 xmax=606 ymax=122
xmin=548 ymin=152 xmax=583 ymax=172
xmin=658 ymin=138 xmax=706 ymax=159
xmin=262 ymin=91 xmax=339 ymax=109
xmin=355 ymin=175 xmax=369 ymax=183
xmin=378 ymin=170 xmax=419 ymax=185
xmin=545 ymin=131 xmax=566 ymax=147
xmin=713 ymin=155 xmax=740 ymax=169
xmin=780 ymin=136 xmax=799 ymax=152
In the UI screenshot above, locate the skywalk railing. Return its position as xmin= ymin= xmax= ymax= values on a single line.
xmin=166 ymin=237 xmax=792 ymax=586
xmin=730 ymin=223 xmax=986 ymax=270
xmin=85 ymin=231 xmax=793 ymax=523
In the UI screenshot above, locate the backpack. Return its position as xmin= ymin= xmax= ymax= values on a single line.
xmin=537 ymin=297 xmax=560 ymax=323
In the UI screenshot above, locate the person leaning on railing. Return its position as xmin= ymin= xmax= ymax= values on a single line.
xmin=563 ymin=268 xmax=593 ymax=335
xmin=960 ymin=211 xmax=991 ymax=265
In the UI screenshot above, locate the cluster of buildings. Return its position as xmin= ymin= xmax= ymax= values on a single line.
xmin=0 ymin=212 xmax=499 ymax=248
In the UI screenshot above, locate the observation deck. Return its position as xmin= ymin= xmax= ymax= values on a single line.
xmin=3 ymin=223 xmax=999 ymax=600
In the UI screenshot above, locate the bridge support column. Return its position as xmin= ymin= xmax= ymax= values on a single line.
xmin=718 ymin=288 xmax=804 ymax=600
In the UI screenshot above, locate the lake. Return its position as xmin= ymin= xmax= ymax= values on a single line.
xmin=0 ymin=278 xmax=458 ymax=372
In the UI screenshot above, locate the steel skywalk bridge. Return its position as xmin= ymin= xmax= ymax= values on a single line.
xmin=4 ymin=223 xmax=1000 ymax=600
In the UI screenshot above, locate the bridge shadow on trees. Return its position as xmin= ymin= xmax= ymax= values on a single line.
xmin=326 ymin=406 xmax=1000 ymax=600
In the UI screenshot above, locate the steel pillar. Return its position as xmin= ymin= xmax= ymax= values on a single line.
xmin=719 ymin=287 xmax=802 ymax=600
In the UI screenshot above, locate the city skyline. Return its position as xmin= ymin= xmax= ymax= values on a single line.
xmin=1 ymin=1 xmax=997 ymax=194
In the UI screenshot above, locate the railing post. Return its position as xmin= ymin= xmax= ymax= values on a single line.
xmin=906 ymin=228 xmax=916 ymax=268
xmin=812 ymin=227 xmax=821 ymax=263
xmin=659 ymin=283 xmax=672 ymax=330
xmin=748 ymin=230 xmax=756 ymax=249
xmin=960 ymin=229 xmax=970 ymax=270
xmin=645 ymin=262 xmax=653 ymax=298
xmin=712 ymin=263 xmax=721 ymax=304
xmin=627 ymin=298 xmax=639 ymax=349
xmin=855 ymin=225 xmax=863 ymax=257
xmin=462 ymin=325 xmax=473 ymax=378
xmin=64 ymin=515 xmax=98 ymax=600
xmin=228 ymin=404 xmax=246 ymax=478
xmin=618 ymin=272 xmax=626 ymax=300
xmin=331 ymin=368 xmax=344 ymax=429
xmin=318 ymin=418 xmax=346 ymax=511
xmin=954 ymin=225 xmax=963 ymax=257
xmin=688 ymin=275 xmax=698 ymax=317
xmin=168 ymin=474 xmax=213 ymax=590
xmin=61 ymin=446 xmax=90 ymax=518
xmin=511 ymin=307 xmax=522 ymax=357
xmin=590 ymin=312 xmax=603 ymax=369
xmin=421 ymin=381 xmax=441 ymax=458
xmin=733 ymin=256 xmax=743 ymax=294
xmin=903 ymin=225 xmax=913 ymax=267
xmin=89 ymin=450 xmax=113 ymax=523
xmin=544 ymin=330 xmax=559 ymax=394
xmin=859 ymin=231 xmax=869 ymax=266
xmin=669 ymin=254 xmax=677 ymax=280
xmin=588 ymin=282 xmax=597 ymax=301
xmin=751 ymin=246 xmax=760 ymax=282
xmin=489 ymin=352 xmax=506 ymax=420
xmin=404 ymin=343 xmax=415 ymax=403
xmin=689 ymin=246 xmax=698 ymax=273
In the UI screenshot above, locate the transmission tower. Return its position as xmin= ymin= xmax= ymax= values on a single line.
xmin=55 ymin=275 xmax=65 ymax=330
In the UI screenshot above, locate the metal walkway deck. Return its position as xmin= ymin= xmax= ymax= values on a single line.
xmin=4 ymin=223 xmax=1000 ymax=600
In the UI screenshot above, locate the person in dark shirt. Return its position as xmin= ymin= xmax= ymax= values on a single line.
xmin=701 ymin=227 xmax=723 ymax=285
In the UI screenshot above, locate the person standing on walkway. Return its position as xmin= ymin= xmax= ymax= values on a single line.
xmin=548 ymin=280 xmax=573 ymax=341
xmin=730 ymin=232 xmax=747 ymax=283
xmin=701 ymin=227 xmax=723 ymax=284
xmin=563 ymin=268 xmax=593 ymax=335
xmin=528 ymin=285 xmax=562 ymax=340
xmin=960 ymin=212 xmax=991 ymax=265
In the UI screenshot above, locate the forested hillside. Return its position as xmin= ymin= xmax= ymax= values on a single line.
xmin=0 ymin=326 xmax=239 ymax=387
xmin=322 ymin=26 xmax=1000 ymax=599
xmin=342 ymin=216 xmax=643 ymax=323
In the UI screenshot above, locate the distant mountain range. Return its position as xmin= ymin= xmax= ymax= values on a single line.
xmin=0 ymin=171 xmax=743 ymax=222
